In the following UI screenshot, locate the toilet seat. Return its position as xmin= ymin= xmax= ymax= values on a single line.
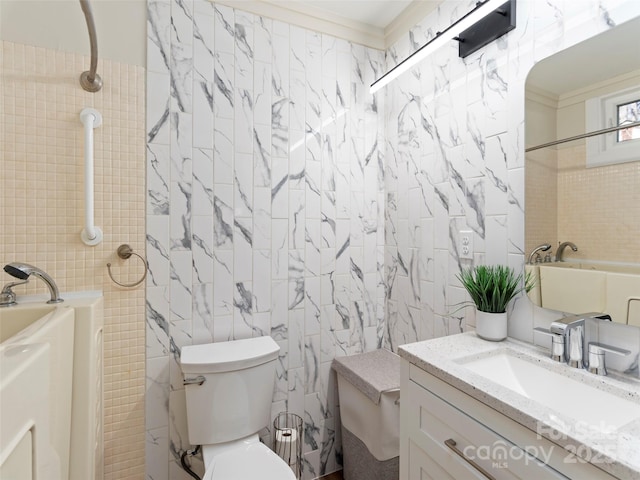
xmin=204 ymin=441 xmax=296 ymax=480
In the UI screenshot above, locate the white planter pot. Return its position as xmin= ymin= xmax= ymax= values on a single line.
xmin=475 ymin=310 xmax=508 ymax=341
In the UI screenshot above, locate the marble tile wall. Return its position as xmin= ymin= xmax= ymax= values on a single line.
xmin=145 ymin=0 xmax=640 ymax=478
xmin=145 ymin=1 xmax=384 ymax=478
xmin=383 ymin=0 xmax=640 ymax=348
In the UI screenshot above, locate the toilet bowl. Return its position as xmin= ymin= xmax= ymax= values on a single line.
xmin=180 ymin=336 xmax=296 ymax=480
xmin=202 ymin=434 xmax=296 ymax=480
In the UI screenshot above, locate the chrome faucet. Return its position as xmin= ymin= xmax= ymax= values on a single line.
xmin=550 ymin=312 xmax=611 ymax=368
xmin=587 ymin=343 xmax=631 ymax=376
xmin=533 ymin=327 xmax=565 ymax=362
xmin=550 ymin=314 xmax=587 ymax=368
xmin=555 ymin=241 xmax=578 ymax=262
xmin=3 ymin=262 xmax=63 ymax=304
xmin=528 ymin=243 xmax=551 ymax=264
xmin=0 ymin=279 xmax=29 ymax=307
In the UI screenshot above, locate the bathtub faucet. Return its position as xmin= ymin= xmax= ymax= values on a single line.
xmin=527 ymin=243 xmax=551 ymax=264
xmin=0 ymin=279 xmax=29 ymax=307
xmin=3 ymin=262 xmax=63 ymax=304
xmin=556 ymin=241 xmax=578 ymax=262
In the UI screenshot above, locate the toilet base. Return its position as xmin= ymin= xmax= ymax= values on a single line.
xmin=341 ymin=426 xmax=398 ymax=480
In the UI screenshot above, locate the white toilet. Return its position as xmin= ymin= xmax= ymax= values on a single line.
xmin=180 ymin=336 xmax=296 ymax=480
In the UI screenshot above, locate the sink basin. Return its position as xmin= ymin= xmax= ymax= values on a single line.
xmin=459 ymin=350 xmax=640 ymax=431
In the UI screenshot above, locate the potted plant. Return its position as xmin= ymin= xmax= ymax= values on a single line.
xmin=457 ymin=265 xmax=533 ymax=341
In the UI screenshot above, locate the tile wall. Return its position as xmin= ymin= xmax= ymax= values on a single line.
xmin=557 ymin=144 xmax=640 ymax=264
xmin=525 ymin=89 xmax=640 ymax=264
xmin=143 ymin=0 xmax=640 ymax=478
xmin=384 ymin=0 xmax=640 ymax=347
xmin=0 ymin=42 xmax=146 ymax=479
xmin=144 ymin=1 xmax=384 ymax=478
xmin=524 ymin=147 xmax=557 ymax=259
xmin=525 ymin=141 xmax=640 ymax=265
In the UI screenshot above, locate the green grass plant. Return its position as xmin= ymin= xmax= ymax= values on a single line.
xmin=456 ymin=265 xmax=534 ymax=314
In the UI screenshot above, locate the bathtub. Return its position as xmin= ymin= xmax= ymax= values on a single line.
xmin=0 ymin=303 xmax=74 ymax=480
xmin=527 ymin=262 xmax=640 ymax=326
xmin=0 ymin=342 xmax=53 ymax=479
xmin=0 ymin=292 xmax=104 ymax=480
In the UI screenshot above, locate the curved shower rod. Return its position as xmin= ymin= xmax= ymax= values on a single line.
xmin=79 ymin=0 xmax=103 ymax=92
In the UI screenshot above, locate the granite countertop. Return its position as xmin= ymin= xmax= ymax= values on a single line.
xmin=398 ymin=332 xmax=640 ymax=480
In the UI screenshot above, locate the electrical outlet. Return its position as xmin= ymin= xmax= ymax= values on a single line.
xmin=459 ymin=230 xmax=473 ymax=260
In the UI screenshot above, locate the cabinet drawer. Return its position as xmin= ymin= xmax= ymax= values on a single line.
xmin=408 ymin=379 xmax=567 ymax=480
xmin=409 ymin=439 xmax=486 ymax=480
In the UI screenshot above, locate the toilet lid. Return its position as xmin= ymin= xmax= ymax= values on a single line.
xmin=204 ymin=442 xmax=297 ymax=480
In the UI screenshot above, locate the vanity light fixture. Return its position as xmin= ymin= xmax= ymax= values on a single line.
xmin=370 ymin=0 xmax=516 ymax=93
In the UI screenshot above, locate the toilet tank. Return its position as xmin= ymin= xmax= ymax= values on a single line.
xmin=180 ymin=337 xmax=280 ymax=445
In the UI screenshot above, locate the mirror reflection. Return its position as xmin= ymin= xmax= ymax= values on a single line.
xmin=524 ymin=17 xmax=640 ymax=324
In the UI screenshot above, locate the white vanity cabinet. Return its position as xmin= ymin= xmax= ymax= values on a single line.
xmin=400 ymin=361 xmax=617 ymax=480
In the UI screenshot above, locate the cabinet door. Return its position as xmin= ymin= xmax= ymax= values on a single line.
xmin=407 ymin=380 xmax=567 ymax=480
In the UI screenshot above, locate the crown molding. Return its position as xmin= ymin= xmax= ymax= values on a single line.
xmin=209 ymin=1 xmax=448 ymax=52
xmin=556 ymin=69 xmax=640 ymax=109
xmin=526 ymin=85 xmax=559 ymax=109
xmin=384 ymin=0 xmax=440 ymax=48
xmin=211 ymin=0 xmax=385 ymax=49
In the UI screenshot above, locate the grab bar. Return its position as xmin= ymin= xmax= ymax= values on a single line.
xmin=79 ymin=0 xmax=103 ymax=92
xmin=80 ymin=108 xmax=103 ymax=246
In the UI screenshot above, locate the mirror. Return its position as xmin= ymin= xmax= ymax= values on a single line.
xmin=525 ymin=17 xmax=640 ymax=322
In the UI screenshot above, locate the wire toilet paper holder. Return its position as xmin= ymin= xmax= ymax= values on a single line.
xmin=273 ymin=412 xmax=303 ymax=479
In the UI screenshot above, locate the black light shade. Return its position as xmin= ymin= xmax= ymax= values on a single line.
xmin=458 ymin=0 xmax=517 ymax=58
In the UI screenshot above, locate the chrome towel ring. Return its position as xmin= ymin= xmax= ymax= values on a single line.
xmin=107 ymin=244 xmax=148 ymax=288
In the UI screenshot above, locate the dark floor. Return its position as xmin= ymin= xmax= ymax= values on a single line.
xmin=319 ymin=472 xmax=344 ymax=480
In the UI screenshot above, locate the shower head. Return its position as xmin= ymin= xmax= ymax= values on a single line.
xmin=527 ymin=243 xmax=552 ymax=264
xmin=3 ymin=262 xmax=63 ymax=303
xmin=4 ymin=263 xmax=32 ymax=280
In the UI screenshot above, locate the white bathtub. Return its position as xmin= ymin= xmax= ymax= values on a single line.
xmin=0 ymin=303 xmax=74 ymax=480
xmin=527 ymin=263 xmax=640 ymax=326
xmin=0 ymin=342 xmax=52 ymax=480
xmin=0 ymin=292 xmax=104 ymax=480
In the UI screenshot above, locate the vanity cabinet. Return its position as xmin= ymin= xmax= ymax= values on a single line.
xmin=400 ymin=361 xmax=617 ymax=480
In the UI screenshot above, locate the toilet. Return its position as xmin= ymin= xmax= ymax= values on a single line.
xmin=180 ymin=336 xmax=296 ymax=480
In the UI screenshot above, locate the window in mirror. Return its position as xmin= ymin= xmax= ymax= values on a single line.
xmin=617 ymin=99 xmax=640 ymax=142
xmin=586 ymin=84 xmax=640 ymax=167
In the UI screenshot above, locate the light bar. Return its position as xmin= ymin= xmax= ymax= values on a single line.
xmin=371 ymin=0 xmax=513 ymax=94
